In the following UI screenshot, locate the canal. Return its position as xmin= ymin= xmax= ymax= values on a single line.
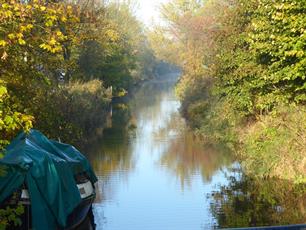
xmin=85 ymin=74 xmax=306 ymax=229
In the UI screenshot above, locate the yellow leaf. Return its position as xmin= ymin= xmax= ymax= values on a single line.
xmin=61 ymin=16 xmax=67 ymax=22
xmin=50 ymin=45 xmax=62 ymax=53
xmin=0 ymin=40 xmax=7 ymax=47
xmin=2 ymin=3 xmax=9 ymax=9
xmin=48 ymin=15 xmax=57 ymax=21
xmin=4 ymin=10 xmax=13 ymax=17
xmin=16 ymin=33 xmax=23 ymax=38
xmin=0 ymin=86 xmax=8 ymax=97
xmin=49 ymin=38 xmax=56 ymax=45
xmin=40 ymin=6 xmax=46 ymax=11
xmin=45 ymin=20 xmax=53 ymax=27
xmin=26 ymin=24 xmax=33 ymax=30
xmin=39 ymin=43 xmax=52 ymax=51
xmin=20 ymin=25 xmax=27 ymax=32
xmin=18 ymin=38 xmax=26 ymax=45
xmin=8 ymin=33 xmax=15 ymax=39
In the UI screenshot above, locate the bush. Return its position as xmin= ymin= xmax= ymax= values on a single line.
xmin=0 ymin=81 xmax=33 ymax=152
xmin=241 ymin=105 xmax=306 ymax=182
xmin=32 ymin=80 xmax=111 ymax=147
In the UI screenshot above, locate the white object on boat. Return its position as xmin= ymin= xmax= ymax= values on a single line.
xmin=77 ymin=181 xmax=94 ymax=199
xmin=21 ymin=189 xmax=30 ymax=199
xmin=20 ymin=180 xmax=94 ymax=200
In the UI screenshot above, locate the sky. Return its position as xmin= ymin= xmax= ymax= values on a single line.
xmin=135 ymin=0 xmax=169 ymax=26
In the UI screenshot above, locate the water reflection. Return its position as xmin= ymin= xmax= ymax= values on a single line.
xmin=156 ymin=109 xmax=234 ymax=188
xmin=160 ymin=133 xmax=234 ymax=188
xmin=210 ymin=168 xmax=306 ymax=228
xmin=86 ymin=76 xmax=236 ymax=229
xmin=84 ymin=75 xmax=306 ymax=229
xmin=86 ymin=104 xmax=135 ymax=203
xmin=89 ymin=105 xmax=134 ymax=173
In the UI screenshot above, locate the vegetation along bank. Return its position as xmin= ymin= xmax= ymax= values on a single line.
xmin=0 ymin=0 xmax=167 ymax=227
xmin=149 ymin=0 xmax=306 ymax=182
xmin=0 ymin=0 xmax=164 ymax=150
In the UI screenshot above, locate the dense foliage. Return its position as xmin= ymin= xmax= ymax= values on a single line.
xmin=0 ymin=0 xmax=160 ymax=148
xmin=151 ymin=0 xmax=306 ymax=181
xmin=0 ymin=0 xmax=161 ymax=228
xmin=0 ymin=81 xmax=33 ymax=152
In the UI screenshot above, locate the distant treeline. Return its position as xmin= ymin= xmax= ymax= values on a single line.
xmin=150 ymin=0 xmax=306 ymax=182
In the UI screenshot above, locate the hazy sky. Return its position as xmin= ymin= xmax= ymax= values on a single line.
xmin=136 ymin=0 xmax=169 ymax=26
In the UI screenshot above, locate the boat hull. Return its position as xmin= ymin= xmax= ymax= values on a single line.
xmin=65 ymin=193 xmax=96 ymax=230
xmin=5 ymin=193 xmax=95 ymax=230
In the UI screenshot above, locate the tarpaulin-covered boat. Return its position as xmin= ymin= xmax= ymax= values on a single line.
xmin=0 ymin=129 xmax=97 ymax=230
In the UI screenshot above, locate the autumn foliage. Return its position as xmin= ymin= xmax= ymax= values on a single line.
xmin=151 ymin=0 xmax=306 ymax=181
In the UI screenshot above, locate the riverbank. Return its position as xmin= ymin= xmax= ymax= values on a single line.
xmin=239 ymin=105 xmax=306 ymax=183
xmin=0 ymin=0 xmax=161 ymax=151
xmin=182 ymin=101 xmax=306 ymax=183
xmin=149 ymin=0 xmax=306 ymax=183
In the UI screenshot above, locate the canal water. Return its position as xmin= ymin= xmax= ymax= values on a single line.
xmin=86 ymin=74 xmax=306 ymax=230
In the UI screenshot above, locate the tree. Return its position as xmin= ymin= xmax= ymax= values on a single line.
xmin=152 ymin=0 xmax=306 ymax=180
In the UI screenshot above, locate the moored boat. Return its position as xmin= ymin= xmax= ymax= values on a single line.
xmin=1 ymin=173 xmax=96 ymax=230
xmin=0 ymin=130 xmax=98 ymax=230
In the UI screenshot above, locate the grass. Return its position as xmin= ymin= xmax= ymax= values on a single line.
xmin=240 ymin=105 xmax=306 ymax=182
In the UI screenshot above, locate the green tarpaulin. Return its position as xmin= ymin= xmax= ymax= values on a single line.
xmin=0 ymin=129 xmax=97 ymax=230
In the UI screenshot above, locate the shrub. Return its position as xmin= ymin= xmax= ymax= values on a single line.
xmin=32 ymin=80 xmax=111 ymax=147
xmin=241 ymin=105 xmax=306 ymax=182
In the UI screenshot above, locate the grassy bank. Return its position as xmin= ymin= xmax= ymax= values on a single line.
xmin=241 ymin=106 xmax=306 ymax=182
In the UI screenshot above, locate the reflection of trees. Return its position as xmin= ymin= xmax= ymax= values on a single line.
xmin=210 ymin=173 xmax=306 ymax=228
xmin=85 ymin=78 xmax=179 ymax=202
xmin=86 ymin=104 xmax=134 ymax=176
xmin=85 ymin=105 xmax=135 ymax=202
xmin=130 ymin=79 xmax=177 ymax=112
xmin=159 ymin=121 xmax=234 ymax=187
